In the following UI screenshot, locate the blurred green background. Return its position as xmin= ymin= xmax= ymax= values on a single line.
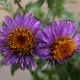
xmin=0 ymin=0 xmax=80 ymax=80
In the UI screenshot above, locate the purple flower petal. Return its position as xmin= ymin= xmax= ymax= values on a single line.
xmin=25 ymin=56 xmax=35 ymax=69
xmin=2 ymin=54 xmax=13 ymax=65
xmin=3 ymin=50 xmax=10 ymax=56
xmin=37 ymin=49 xmax=50 ymax=60
xmin=23 ymin=13 xmax=32 ymax=26
xmin=18 ymin=56 xmax=25 ymax=70
xmin=4 ymin=16 xmax=14 ymax=30
xmin=73 ymin=33 xmax=80 ymax=45
xmin=14 ymin=14 xmax=24 ymax=27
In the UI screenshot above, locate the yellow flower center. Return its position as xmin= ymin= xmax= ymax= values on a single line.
xmin=6 ymin=27 xmax=36 ymax=55
xmin=50 ymin=36 xmax=76 ymax=60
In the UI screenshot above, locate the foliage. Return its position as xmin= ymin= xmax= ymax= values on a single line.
xmin=0 ymin=0 xmax=13 ymax=13
xmin=0 ymin=0 xmax=80 ymax=80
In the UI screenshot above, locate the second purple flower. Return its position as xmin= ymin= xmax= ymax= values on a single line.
xmin=37 ymin=21 xmax=80 ymax=63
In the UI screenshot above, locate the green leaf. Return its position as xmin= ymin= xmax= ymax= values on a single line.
xmin=62 ymin=11 xmax=74 ymax=20
xmin=47 ymin=0 xmax=54 ymax=9
xmin=66 ymin=62 xmax=80 ymax=80
xmin=0 ymin=53 xmax=4 ymax=67
xmin=0 ymin=60 xmax=4 ymax=67
xmin=2 ymin=21 xmax=6 ymax=26
xmin=25 ymin=0 xmax=44 ymax=11
xmin=54 ymin=0 xmax=64 ymax=17
xmin=55 ymin=63 xmax=69 ymax=80
xmin=11 ymin=63 xmax=19 ymax=75
xmin=33 ymin=8 xmax=44 ymax=21
xmin=30 ymin=70 xmax=44 ymax=80
xmin=44 ymin=9 xmax=53 ymax=23
xmin=36 ymin=59 xmax=48 ymax=69
xmin=0 ymin=0 xmax=13 ymax=13
xmin=6 ymin=2 xmax=13 ymax=12
xmin=0 ymin=0 xmax=7 ymax=5
xmin=47 ymin=0 xmax=65 ymax=18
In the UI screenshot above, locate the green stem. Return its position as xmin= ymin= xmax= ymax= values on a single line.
xmin=15 ymin=0 xmax=25 ymax=14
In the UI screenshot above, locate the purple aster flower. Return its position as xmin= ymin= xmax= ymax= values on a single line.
xmin=37 ymin=21 xmax=80 ymax=63
xmin=0 ymin=13 xmax=41 ymax=70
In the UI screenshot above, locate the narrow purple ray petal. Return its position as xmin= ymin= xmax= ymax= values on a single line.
xmin=32 ymin=21 xmax=40 ymax=33
xmin=18 ymin=56 xmax=25 ymax=70
xmin=3 ymin=50 xmax=10 ymax=56
xmin=14 ymin=14 xmax=23 ymax=27
xmin=2 ymin=54 xmax=13 ymax=65
xmin=25 ymin=56 xmax=35 ymax=69
xmin=4 ymin=16 xmax=14 ymax=30
xmin=73 ymin=33 xmax=80 ymax=45
xmin=23 ymin=13 xmax=32 ymax=26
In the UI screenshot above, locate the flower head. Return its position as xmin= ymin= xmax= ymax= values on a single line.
xmin=37 ymin=21 xmax=80 ymax=63
xmin=0 ymin=13 xmax=41 ymax=70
